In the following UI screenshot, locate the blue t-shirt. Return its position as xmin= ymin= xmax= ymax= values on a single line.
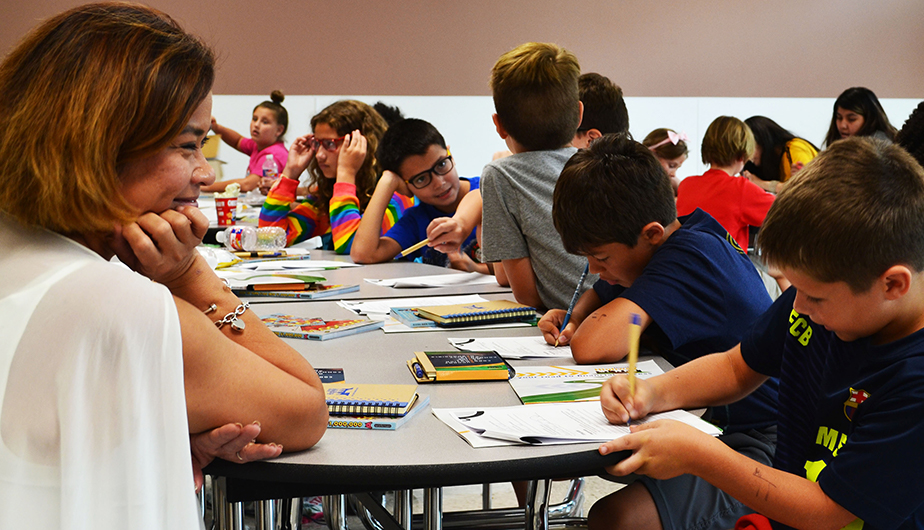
xmin=741 ymin=288 xmax=924 ymax=529
xmin=593 ymin=209 xmax=778 ymax=432
xmin=384 ymin=177 xmax=480 ymax=267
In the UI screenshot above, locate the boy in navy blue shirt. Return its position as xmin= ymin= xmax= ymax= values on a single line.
xmin=598 ymin=137 xmax=924 ymax=529
xmin=350 ymin=118 xmax=485 ymax=272
xmin=541 ymin=134 xmax=779 ymax=530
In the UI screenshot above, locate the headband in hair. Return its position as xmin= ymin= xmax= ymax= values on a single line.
xmin=647 ymin=130 xmax=689 ymax=151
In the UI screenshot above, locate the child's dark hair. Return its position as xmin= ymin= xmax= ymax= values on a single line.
xmin=255 ymin=90 xmax=288 ymax=137
xmin=577 ymin=73 xmax=629 ymax=136
xmin=744 ymin=116 xmax=818 ymax=181
xmin=553 ymin=134 xmax=677 ymax=255
xmin=759 ymin=137 xmax=924 ymax=292
xmin=896 ymin=100 xmax=924 ymax=168
xmin=376 ymin=118 xmax=447 ymax=174
xmin=373 ymin=102 xmax=404 ymax=127
xmin=490 ymin=42 xmax=581 ymax=151
xmin=823 ymin=87 xmax=897 ymax=148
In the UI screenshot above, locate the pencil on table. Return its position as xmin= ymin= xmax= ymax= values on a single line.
xmin=398 ymin=238 xmax=429 ymax=258
xmin=555 ymin=262 xmax=590 ymax=346
xmin=626 ymin=312 xmax=641 ymax=425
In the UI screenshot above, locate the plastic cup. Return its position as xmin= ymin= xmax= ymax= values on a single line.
xmin=215 ymin=196 xmax=238 ymax=226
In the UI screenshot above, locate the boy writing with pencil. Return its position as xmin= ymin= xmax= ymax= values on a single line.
xmin=596 ymin=136 xmax=924 ymax=529
xmin=541 ymin=134 xmax=779 ymax=530
xmin=349 ymin=118 xmax=487 ymax=273
xmin=478 ymin=42 xmax=596 ymax=310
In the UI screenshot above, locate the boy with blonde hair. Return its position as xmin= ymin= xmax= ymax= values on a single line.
xmin=596 ymin=137 xmax=924 ymax=529
xmin=676 ymin=116 xmax=774 ymax=253
xmin=479 ymin=42 xmax=595 ymax=309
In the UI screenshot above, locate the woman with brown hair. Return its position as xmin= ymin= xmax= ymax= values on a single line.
xmin=0 ymin=4 xmax=327 ymax=527
xmin=260 ymin=99 xmax=415 ymax=252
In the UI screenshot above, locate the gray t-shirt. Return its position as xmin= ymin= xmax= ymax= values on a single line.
xmin=481 ymin=148 xmax=597 ymax=309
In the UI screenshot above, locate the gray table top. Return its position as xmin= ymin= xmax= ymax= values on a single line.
xmin=207 ymin=279 xmax=665 ymax=501
xmin=239 ymin=249 xmax=513 ymax=302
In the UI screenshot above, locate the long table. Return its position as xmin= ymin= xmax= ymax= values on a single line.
xmin=235 ymin=249 xmax=513 ymax=302
xmin=205 ymin=262 xmax=643 ymax=530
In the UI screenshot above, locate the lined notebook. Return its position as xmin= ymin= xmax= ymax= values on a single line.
xmin=415 ymin=300 xmax=536 ymax=328
xmin=322 ymin=383 xmax=419 ymax=417
xmin=327 ymin=395 xmax=431 ymax=430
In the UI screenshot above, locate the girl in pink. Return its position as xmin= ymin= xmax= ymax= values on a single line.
xmin=204 ymin=90 xmax=289 ymax=193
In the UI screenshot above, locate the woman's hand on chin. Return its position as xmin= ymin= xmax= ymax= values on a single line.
xmin=112 ymin=205 xmax=209 ymax=286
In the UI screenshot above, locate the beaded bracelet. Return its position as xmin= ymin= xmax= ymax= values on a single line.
xmin=213 ymin=301 xmax=250 ymax=332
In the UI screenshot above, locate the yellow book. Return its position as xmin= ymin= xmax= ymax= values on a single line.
xmin=322 ymin=383 xmax=419 ymax=417
xmin=415 ymin=300 xmax=536 ymax=328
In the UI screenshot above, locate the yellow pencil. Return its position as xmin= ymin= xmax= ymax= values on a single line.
xmin=627 ymin=313 xmax=641 ymax=394
xmin=399 ymin=238 xmax=430 ymax=258
xmin=627 ymin=313 xmax=641 ymax=425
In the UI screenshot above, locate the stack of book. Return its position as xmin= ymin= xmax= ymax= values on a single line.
xmin=411 ymin=300 xmax=537 ymax=328
xmin=322 ymin=382 xmax=429 ymax=430
xmin=222 ymin=272 xmax=360 ymax=299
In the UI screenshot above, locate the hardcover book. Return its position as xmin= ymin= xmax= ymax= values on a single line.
xmin=407 ymin=350 xmax=514 ymax=383
xmin=260 ymin=314 xmax=384 ymax=341
xmin=235 ymin=283 xmax=360 ymax=299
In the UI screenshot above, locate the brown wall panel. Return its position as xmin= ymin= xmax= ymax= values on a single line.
xmin=2 ymin=0 xmax=922 ymax=98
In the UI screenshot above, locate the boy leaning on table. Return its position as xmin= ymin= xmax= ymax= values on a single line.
xmin=540 ymin=133 xmax=779 ymax=530
xmin=349 ymin=118 xmax=488 ymax=274
xmin=597 ymin=137 xmax=924 ymax=529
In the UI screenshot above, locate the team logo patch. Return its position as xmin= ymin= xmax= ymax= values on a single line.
xmin=725 ymin=233 xmax=746 ymax=255
xmin=843 ymin=388 xmax=870 ymax=421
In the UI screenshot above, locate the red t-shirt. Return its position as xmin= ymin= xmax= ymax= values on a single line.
xmin=676 ymin=168 xmax=774 ymax=252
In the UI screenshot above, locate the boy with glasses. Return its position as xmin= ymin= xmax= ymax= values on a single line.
xmin=350 ymin=118 xmax=488 ymax=273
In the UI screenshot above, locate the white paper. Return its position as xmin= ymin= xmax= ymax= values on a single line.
xmin=365 ymin=272 xmax=500 ymax=288
xmin=338 ymin=295 xmax=488 ymax=318
xmin=215 ymin=270 xmax=324 ymax=288
xmin=230 ymin=259 xmax=360 ymax=272
xmin=380 ymin=315 xmax=532 ymax=333
xmin=431 ymin=408 xmax=519 ymax=447
xmin=508 ymin=360 xmax=664 ymax=404
xmin=434 ymin=402 xmax=721 ymax=447
xmin=450 ymin=336 xmax=573 ymax=359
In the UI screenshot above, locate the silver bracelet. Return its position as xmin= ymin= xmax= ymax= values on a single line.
xmin=214 ymin=301 xmax=250 ymax=331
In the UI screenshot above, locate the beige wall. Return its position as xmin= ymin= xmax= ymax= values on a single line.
xmin=2 ymin=0 xmax=923 ymax=98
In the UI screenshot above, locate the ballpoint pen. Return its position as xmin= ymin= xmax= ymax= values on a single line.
xmin=555 ymin=262 xmax=589 ymax=346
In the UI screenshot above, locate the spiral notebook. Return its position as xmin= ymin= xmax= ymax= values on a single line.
xmin=415 ymin=300 xmax=536 ymax=328
xmin=322 ymin=382 xmax=420 ymax=417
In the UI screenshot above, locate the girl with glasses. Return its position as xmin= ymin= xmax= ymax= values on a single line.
xmin=259 ymin=100 xmax=414 ymax=253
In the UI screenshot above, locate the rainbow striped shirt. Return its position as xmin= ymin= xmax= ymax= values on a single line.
xmin=259 ymin=178 xmax=414 ymax=254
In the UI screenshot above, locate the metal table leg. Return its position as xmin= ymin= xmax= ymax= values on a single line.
xmin=324 ymin=495 xmax=349 ymax=530
xmin=423 ymin=487 xmax=443 ymax=530
xmin=524 ymin=479 xmax=552 ymax=530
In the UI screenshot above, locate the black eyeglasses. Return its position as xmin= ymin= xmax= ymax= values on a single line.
xmin=405 ymin=155 xmax=454 ymax=189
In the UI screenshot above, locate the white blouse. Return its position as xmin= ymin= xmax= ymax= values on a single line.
xmin=0 ymin=214 xmax=202 ymax=529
